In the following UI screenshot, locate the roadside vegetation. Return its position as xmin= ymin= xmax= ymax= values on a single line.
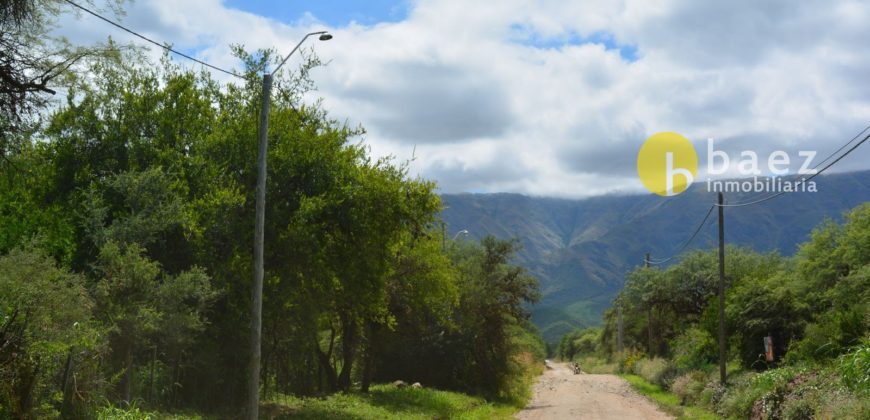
xmin=0 ymin=1 xmax=544 ymax=417
xmin=87 ymin=384 xmax=521 ymax=420
xmin=557 ymin=203 xmax=870 ymax=419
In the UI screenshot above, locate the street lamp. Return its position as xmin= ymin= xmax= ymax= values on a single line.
xmin=248 ymin=30 xmax=332 ymax=420
xmin=452 ymin=229 xmax=469 ymax=240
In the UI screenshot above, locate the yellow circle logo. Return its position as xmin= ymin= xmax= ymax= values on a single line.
xmin=637 ymin=132 xmax=698 ymax=196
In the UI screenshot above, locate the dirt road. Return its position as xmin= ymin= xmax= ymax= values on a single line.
xmin=515 ymin=362 xmax=672 ymax=420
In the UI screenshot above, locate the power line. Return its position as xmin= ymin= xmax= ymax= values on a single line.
xmin=715 ymin=128 xmax=870 ymax=207
xmin=62 ymin=0 xmax=243 ymax=79
xmin=812 ymin=123 xmax=870 ymax=169
xmin=649 ymin=123 xmax=870 ymax=265
xmin=648 ymin=204 xmax=715 ymax=265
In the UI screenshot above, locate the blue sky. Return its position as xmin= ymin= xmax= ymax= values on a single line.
xmin=225 ymin=1 xmax=638 ymax=61
xmin=223 ymin=0 xmax=411 ymax=27
xmin=509 ymin=24 xmax=639 ymax=61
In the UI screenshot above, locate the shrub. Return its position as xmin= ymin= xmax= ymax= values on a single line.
xmin=839 ymin=338 xmax=870 ymax=393
xmin=671 ymin=370 xmax=708 ymax=405
xmin=717 ymin=371 xmax=763 ymax=418
xmin=95 ymin=404 xmax=155 ymax=420
xmin=671 ymin=327 xmax=716 ymax=372
xmin=617 ymin=349 xmax=644 ymax=374
xmin=698 ymin=378 xmax=725 ymax=409
xmin=786 ymin=309 xmax=865 ymax=362
xmin=633 ymin=357 xmax=676 ymax=388
xmin=813 ymin=386 xmax=870 ymax=419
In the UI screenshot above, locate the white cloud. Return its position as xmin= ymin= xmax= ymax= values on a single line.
xmin=52 ymin=0 xmax=870 ymax=197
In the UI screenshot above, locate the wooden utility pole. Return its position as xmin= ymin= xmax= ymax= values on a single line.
xmin=617 ymin=302 xmax=624 ymax=353
xmin=645 ymin=253 xmax=652 ymax=355
xmin=718 ymin=192 xmax=727 ymax=384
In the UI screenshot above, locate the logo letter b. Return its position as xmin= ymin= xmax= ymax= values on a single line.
xmin=666 ymin=152 xmax=694 ymax=196
xmin=637 ymin=132 xmax=698 ymax=196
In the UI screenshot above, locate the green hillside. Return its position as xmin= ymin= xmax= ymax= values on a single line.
xmin=441 ymin=170 xmax=870 ymax=342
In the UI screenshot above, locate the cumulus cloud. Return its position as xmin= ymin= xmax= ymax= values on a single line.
xmin=51 ymin=0 xmax=870 ymax=197
xmin=339 ymin=61 xmax=512 ymax=143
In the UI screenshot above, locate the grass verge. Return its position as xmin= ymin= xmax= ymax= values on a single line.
xmin=263 ymin=384 xmax=519 ymax=419
xmin=620 ymin=374 xmax=719 ymax=420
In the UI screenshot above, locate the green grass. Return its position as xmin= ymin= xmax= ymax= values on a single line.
xmin=94 ymin=405 xmax=204 ymax=420
xmin=262 ymin=384 xmax=519 ymax=419
xmin=621 ymin=374 xmax=719 ymax=420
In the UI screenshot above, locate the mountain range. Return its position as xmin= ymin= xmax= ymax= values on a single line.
xmin=440 ymin=170 xmax=870 ymax=343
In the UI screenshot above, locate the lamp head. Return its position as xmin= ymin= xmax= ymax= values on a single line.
xmin=319 ymin=33 xmax=333 ymax=41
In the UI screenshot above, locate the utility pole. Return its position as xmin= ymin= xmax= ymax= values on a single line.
xmin=617 ymin=302 xmax=624 ymax=353
xmin=645 ymin=253 xmax=652 ymax=354
xmin=718 ymin=192 xmax=727 ymax=384
xmin=247 ymin=31 xmax=332 ymax=420
xmin=247 ymin=72 xmax=271 ymax=420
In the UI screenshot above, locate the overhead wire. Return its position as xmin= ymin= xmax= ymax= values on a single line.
xmin=715 ymin=127 xmax=870 ymax=207
xmin=62 ymin=0 xmax=244 ymax=79
xmin=647 ymin=204 xmax=715 ymax=265
xmin=648 ymin=122 xmax=870 ymax=266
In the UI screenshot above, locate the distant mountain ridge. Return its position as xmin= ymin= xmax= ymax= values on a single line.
xmin=440 ymin=170 xmax=870 ymax=342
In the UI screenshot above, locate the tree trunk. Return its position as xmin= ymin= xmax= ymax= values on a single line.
xmin=361 ymin=322 xmax=377 ymax=393
xmin=61 ymin=348 xmax=75 ymax=417
xmin=121 ymin=341 xmax=134 ymax=404
xmin=148 ymin=346 xmax=156 ymax=405
xmin=337 ymin=312 xmax=358 ymax=392
xmin=315 ymin=325 xmax=339 ymax=392
xmin=14 ymin=360 xmax=39 ymax=418
xmin=315 ymin=347 xmax=338 ymax=392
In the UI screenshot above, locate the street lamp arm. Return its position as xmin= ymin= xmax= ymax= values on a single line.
xmin=452 ymin=229 xmax=469 ymax=240
xmin=271 ymin=31 xmax=330 ymax=76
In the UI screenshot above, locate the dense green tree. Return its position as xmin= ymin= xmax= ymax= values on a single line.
xmin=367 ymin=231 xmax=459 ymax=389
xmin=93 ymin=241 xmax=213 ymax=403
xmin=557 ymin=327 xmax=602 ymax=361
xmin=0 ymin=245 xmax=93 ymax=418
xmin=786 ymin=204 xmax=870 ymax=361
xmin=452 ymin=237 xmax=540 ymax=398
xmin=0 ymin=41 xmax=546 ymax=415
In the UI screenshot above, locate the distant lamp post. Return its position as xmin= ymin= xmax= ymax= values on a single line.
xmin=248 ymin=30 xmax=332 ymax=420
xmin=452 ymin=229 xmax=470 ymax=240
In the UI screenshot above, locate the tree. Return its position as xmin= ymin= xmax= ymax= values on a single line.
xmin=1 ymin=0 xmax=125 ymax=153
xmin=93 ymin=241 xmax=213 ymax=404
xmin=366 ymin=230 xmax=459 ymax=391
xmin=0 ymin=244 xmax=93 ymax=418
xmin=452 ymin=237 xmax=540 ymax=399
xmin=787 ymin=204 xmax=870 ymax=361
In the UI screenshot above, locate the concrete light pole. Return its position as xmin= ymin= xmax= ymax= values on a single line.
xmin=248 ymin=31 xmax=332 ymax=420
